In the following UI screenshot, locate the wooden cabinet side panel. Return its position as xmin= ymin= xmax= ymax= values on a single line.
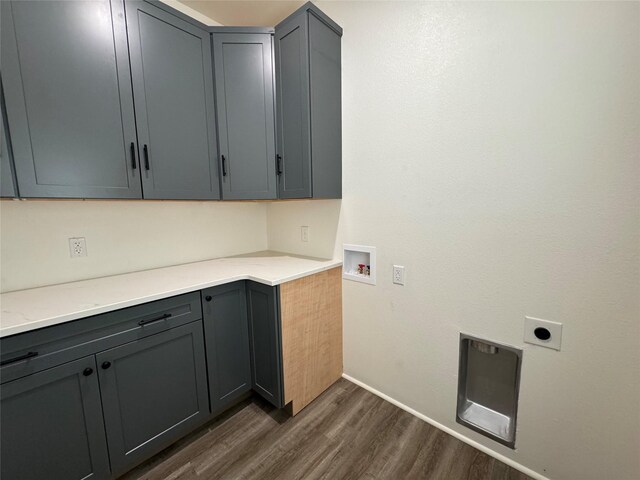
xmin=280 ymin=267 xmax=342 ymax=414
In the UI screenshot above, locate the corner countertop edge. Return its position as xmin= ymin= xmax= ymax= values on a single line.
xmin=0 ymin=252 xmax=343 ymax=338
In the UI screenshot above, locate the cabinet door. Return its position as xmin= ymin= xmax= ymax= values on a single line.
xmin=246 ymin=281 xmax=284 ymax=408
xmin=1 ymin=357 xmax=110 ymax=480
xmin=308 ymin=13 xmax=342 ymax=198
xmin=202 ymin=283 xmax=251 ymax=413
xmin=0 ymin=0 xmax=141 ymax=199
xmin=213 ymin=33 xmax=277 ymax=200
xmin=275 ymin=15 xmax=312 ymax=199
xmin=126 ymin=1 xmax=220 ymax=200
xmin=97 ymin=322 xmax=209 ymax=476
xmin=1 ymin=83 xmax=17 ymax=198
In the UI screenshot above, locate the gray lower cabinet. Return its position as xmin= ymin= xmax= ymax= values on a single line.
xmin=275 ymin=4 xmax=342 ymax=199
xmin=0 ymin=293 xmax=206 ymax=479
xmin=246 ymin=281 xmax=284 ymax=408
xmin=126 ymin=1 xmax=220 ymax=200
xmin=202 ymin=283 xmax=252 ymax=413
xmin=97 ymin=321 xmax=209 ymax=476
xmin=1 ymin=0 xmax=141 ymax=199
xmin=1 ymin=356 xmax=110 ymax=480
xmin=212 ymin=32 xmax=277 ymax=200
xmin=0 ymin=284 xmax=288 ymax=477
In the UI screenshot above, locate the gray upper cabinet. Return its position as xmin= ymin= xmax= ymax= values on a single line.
xmin=1 ymin=0 xmax=340 ymax=201
xmin=275 ymin=3 xmax=342 ymax=199
xmin=1 ymin=356 xmax=110 ymax=480
xmin=307 ymin=12 xmax=342 ymax=198
xmin=1 ymin=0 xmax=142 ymax=199
xmin=202 ymin=283 xmax=252 ymax=414
xmin=1 ymin=83 xmax=17 ymax=198
xmin=97 ymin=321 xmax=209 ymax=476
xmin=213 ymin=32 xmax=277 ymax=200
xmin=126 ymin=1 xmax=220 ymax=200
xmin=275 ymin=15 xmax=311 ymax=199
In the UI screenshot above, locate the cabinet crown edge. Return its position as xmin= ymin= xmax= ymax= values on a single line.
xmin=275 ymin=1 xmax=342 ymax=37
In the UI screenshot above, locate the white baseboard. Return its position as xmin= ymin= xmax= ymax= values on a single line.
xmin=341 ymin=373 xmax=549 ymax=480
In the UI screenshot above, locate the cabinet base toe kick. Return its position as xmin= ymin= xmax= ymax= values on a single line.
xmin=1 ymin=268 xmax=343 ymax=479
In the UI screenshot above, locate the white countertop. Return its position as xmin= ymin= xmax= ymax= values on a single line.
xmin=0 ymin=251 xmax=342 ymax=338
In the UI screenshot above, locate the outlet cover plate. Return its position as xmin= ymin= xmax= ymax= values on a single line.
xmin=524 ymin=316 xmax=562 ymax=351
xmin=393 ymin=265 xmax=405 ymax=285
xmin=69 ymin=237 xmax=87 ymax=258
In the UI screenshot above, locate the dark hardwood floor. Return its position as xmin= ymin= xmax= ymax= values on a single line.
xmin=122 ymin=378 xmax=531 ymax=480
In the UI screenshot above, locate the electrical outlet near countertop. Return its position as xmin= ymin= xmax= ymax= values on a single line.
xmin=69 ymin=237 xmax=87 ymax=258
xmin=393 ymin=265 xmax=405 ymax=285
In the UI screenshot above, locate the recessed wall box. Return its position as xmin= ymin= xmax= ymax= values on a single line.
xmin=456 ymin=334 xmax=522 ymax=449
xmin=342 ymin=244 xmax=376 ymax=285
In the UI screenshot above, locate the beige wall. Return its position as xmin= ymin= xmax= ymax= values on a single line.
xmin=0 ymin=200 xmax=267 ymax=292
xmin=268 ymin=1 xmax=640 ymax=479
xmin=159 ymin=0 xmax=222 ymax=26
xmin=267 ymin=200 xmax=342 ymax=259
xmin=180 ymin=0 xmax=303 ymax=27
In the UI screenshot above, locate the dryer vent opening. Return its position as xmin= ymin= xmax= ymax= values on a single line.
xmin=457 ymin=334 xmax=522 ymax=449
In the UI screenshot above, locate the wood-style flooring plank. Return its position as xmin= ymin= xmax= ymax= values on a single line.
xmin=121 ymin=379 xmax=532 ymax=480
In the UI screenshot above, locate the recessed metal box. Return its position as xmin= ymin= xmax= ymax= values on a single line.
xmin=456 ymin=334 xmax=522 ymax=449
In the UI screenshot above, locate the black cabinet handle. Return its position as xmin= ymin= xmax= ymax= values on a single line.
xmin=0 ymin=351 xmax=38 ymax=366
xmin=138 ymin=313 xmax=171 ymax=327
xmin=83 ymin=367 xmax=93 ymax=376
xmin=276 ymin=154 xmax=282 ymax=175
xmin=221 ymin=155 xmax=227 ymax=176
xmin=205 ymin=295 xmax=212 ymax=302
xmin=101 ymin=361 xmax=111 ymax=370
xmin=143 ymin=144 xmax=150 ymax=170
xmin=130 ymin=142 xmax=137 ymax=170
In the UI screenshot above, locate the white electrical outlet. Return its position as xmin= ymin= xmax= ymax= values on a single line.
xmin=524 ymin=316 xmax=562 ymax=351
xmin=393 ymin=265 xmax=405 ymax=285
xmin=69 ymin=237 xmax=87 ymax=258
xmin=301 ymin=226 xmax=309 ymax=242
